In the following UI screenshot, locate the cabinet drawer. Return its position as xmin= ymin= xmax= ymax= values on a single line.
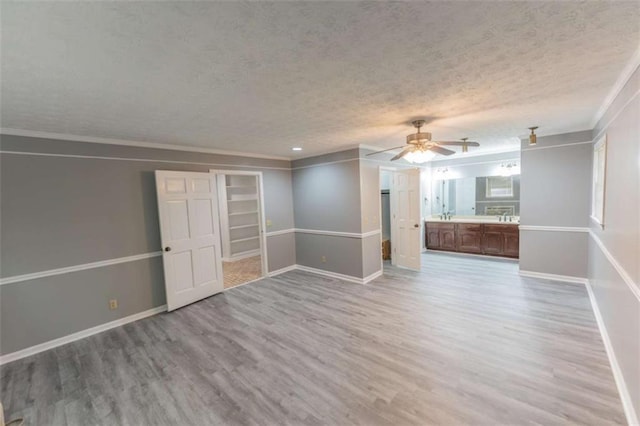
xmin=484 ymin=224 xmax=518 ymax=233
xmin=426 ymin=223 xmax=455 ymax=231
xmin=457 ymin=224 xmax=482 ymax=232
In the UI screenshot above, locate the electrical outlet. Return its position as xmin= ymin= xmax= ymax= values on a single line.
xmin=109 ymin=299 xmax=118 ymax=310
xmin=321 ymin=256 xmax=327 ymax=263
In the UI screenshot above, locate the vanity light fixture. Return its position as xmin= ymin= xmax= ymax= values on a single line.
xmin=499 ymin=162 xmax=520 ymax=177
xmin=528 ymin=127 xmax=538 ymax=146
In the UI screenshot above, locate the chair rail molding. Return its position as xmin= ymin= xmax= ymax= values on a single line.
xmin=518 ymin=225 xmax=590 ymax=233
xmin=0 ymin=252 xmax=163 ymax=286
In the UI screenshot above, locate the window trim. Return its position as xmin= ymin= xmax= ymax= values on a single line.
xmin=591 ymin=135 xmax=607 ymax=229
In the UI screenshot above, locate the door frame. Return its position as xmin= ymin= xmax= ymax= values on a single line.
xmin=209 ymin=169 xmax=269 ymax=280
xmin=379 ymin=166 xmax=399 ymax=266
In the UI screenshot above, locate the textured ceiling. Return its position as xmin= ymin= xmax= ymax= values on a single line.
xmin=2 ymin=1 xmax=639 ymax=159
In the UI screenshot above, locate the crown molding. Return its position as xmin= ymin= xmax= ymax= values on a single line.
xmin=0 ymin=128 xmax=291 ymax=161
xmin=591 ymin=46 xmax=640 ymax=128
xmin=291 ymin=144 xmax=361 ymax=161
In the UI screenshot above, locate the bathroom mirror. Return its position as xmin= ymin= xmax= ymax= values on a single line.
xmin=430 ymin=175 xmax=521 ymax=216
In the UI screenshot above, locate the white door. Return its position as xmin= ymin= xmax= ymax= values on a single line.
xmin=392 ymin=169 xmax=421 ymax=270
xmin=155 ymin=171 xmax=224 ymax=311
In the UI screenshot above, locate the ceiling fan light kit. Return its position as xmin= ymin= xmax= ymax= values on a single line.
xmin=366 ymin=119 xmax=481 ymax=164
xmin=404 ymin=148 xmax=436 ymax=164
xmin=528 ymin=126 xmax=538 ymax=146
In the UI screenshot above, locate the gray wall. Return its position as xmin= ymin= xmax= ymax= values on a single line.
xmin=291 ymin=149 xmax=369 ymax=278
xmin=294 ymin=233 xmax=363 ymax=277
xmin=0 ymin=135 xmax=295 ymax=355
xmin=589 ymin=65 xmax=639 ymax=420
xmin=519 ymin=130 xmax=592 ymax=278
xmin=292 ymin=152 xmax=361 ymax=233
xmin=291 ymin=148 xmax=390 ymax=279
xmin=519 ymin=231 xmax=589 ymax=277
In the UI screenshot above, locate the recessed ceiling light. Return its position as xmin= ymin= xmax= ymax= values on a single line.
xmin=292 ymin=147 xmax=302 ymax=151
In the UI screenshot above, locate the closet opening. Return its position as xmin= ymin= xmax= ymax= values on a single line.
xmin=210 ymin=170 xmax=268 ymax=289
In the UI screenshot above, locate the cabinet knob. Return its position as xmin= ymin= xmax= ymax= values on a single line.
xmin=414 ymin=224 xmax=419 ymax=228
xmin=164 ymin=247 xmax=172 ymax=252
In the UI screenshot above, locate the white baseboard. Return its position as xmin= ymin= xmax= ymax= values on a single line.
xmin=585 ymin=281 xmax=639 ymax=426
xmin=268 ymin=263 xmax=383 ymax=285
xmin=267 ymin=264 xmax=298 ymax=277
xmin=295 ymin=265 xmax=364 ymax=284
xmin=295 ymin=265 xmax=383 ymax=285
xmin=519 ymin=270 xmax=588 ymax=285
xmin=0 ymin=305 xmax=167 ymax=365
xmin=363 ymin=269 xmax=384 ymax=284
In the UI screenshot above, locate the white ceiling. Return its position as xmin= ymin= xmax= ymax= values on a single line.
xmin=2 ymin=1 xmax=639 ymax=159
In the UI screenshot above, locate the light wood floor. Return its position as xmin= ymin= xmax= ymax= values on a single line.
xmin=0 ymin=253 xmax=625 ymax=425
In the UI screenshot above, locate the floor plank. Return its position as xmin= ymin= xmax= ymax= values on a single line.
xmin=0 ymin=252 xmax=625 ymax=425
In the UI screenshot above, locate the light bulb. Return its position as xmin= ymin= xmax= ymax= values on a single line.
xmin=404 ymin=149 xmax=436 ymax=164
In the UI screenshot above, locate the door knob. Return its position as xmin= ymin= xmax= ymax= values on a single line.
xmin=164 ymin=247 xmax=171 ymax=252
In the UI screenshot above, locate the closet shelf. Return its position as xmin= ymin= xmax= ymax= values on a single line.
xmin=227 ymin=198 xmax=257 ymax=202
xmin=229 ymin=224 xmax=259 ymax=230
xmin=228 ymin=210 xmax=258 ymax=216
xmin=230 ymin=236 xmax=260 ymax=244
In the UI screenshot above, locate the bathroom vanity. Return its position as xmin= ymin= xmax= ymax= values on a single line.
xmin=425 ymin=219 xmax=519 ymax=258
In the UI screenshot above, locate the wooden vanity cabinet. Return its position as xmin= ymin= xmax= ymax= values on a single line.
xmin=425 ymin=222 xmax=519 ymax=258
xmin=426 ymin=223 xmax=455 ymax=250
xmin=482 ymin=225 xmax=505 ymax=255
xmin=502 ymin=227 xmax=520 ymax=257
xmin=456 ymin=224 xmax=483 ymax=254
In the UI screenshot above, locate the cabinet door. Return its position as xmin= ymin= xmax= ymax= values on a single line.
xmin=439 ymin=228 xmax=457 ymax=250
xmin=457 ymin=224 xmax=483 ymax=254
xmin=503 ymin=231 xmax=520 ymax=258
xmin=482 ymin=230 xmax=504 ymax=255
xmin=426 ymin=228 xmax=440 ymax=249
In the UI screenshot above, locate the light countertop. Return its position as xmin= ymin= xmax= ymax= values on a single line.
xmin=425 ymin=216 xmax=519 ymax=225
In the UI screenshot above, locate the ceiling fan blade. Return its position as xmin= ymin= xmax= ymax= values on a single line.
xmin=436 ymin=141 xmax=480 ymax=146
xmin=365 ymin=145 xmax=407 ymax=156
xmin=430 ymin=146 xmax=456 ymax=156
xmin=391 ymin=146 xmax=415 ymax=161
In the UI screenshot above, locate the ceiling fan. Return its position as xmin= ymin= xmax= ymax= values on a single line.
xmin=367 ymin=120 xmax=480 ymax=163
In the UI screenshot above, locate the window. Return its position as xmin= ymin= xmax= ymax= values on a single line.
xmin=592 ymin=135 xmax=607 ymax=227
xmin=486 ymin=176 xmax=513 ymax=198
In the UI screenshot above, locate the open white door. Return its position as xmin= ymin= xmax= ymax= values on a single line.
xmin=155 ymin=171 xmax=224 ymax=311
xmin=392 ymin=168 xmax=422 ymax=271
